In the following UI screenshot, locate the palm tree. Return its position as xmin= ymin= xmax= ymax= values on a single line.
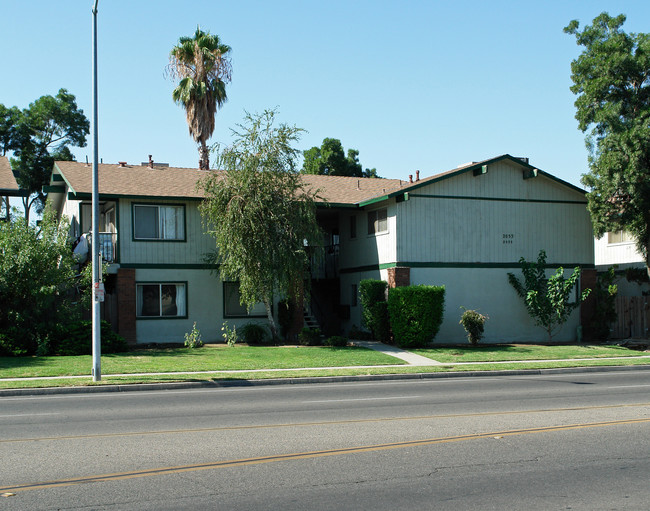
xmin=169 ymin=27 xmax=232 ymax=170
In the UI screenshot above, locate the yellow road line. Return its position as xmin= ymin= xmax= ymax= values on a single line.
xmin=2 ymin=417 xmax=649 ymax=494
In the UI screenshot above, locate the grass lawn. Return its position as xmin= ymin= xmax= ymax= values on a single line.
xmin=413 ymin=344 xmax=645 ymax=363
xmin=0 ymin=344 xmax=406 ymax=379
xmin=1 ymin=343 xmax=648 ymax=390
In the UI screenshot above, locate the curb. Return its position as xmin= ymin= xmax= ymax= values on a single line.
xmin=2 ymin=364 xmax=650 ymax=397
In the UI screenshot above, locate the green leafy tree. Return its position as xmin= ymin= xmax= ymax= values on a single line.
xmin=9 ymin=89 xmax=89 ymax=224
xmin=565 ymin=13 xmax=650 ymax=275
xmin=301 ymin=138 xmax=380 ymax=178
xmin=169 ymin=27 xmax=232 ymax=170
xmin=0 ymin=104 xmax=22 ymax=156
xmin=199 ymin=110 xmax=323 ymax=339
xmin=0 ymin=210 xmax=83 ymax=355
xmin=508 ymin=250 xmax=591 ymax=341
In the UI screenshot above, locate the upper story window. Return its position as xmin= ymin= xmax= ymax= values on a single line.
xmin=608 ymin=230 xmax=634 ymax=244
xmin=133 ymin=204 xmax=185 ymax=241
xmin=367 ymin=208 xmax=388 ymax=235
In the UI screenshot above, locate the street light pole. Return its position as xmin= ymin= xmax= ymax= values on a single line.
xmin=91 ymin=0 xmax=101 ymax=381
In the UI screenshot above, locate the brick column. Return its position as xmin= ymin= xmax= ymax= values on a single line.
xmin=580 ymin=268 xmax=597 ymax=342
xmin=116 ymin=268 xmax=137 ymax=345
xmin=387 ymin=267 xmax=410 ymax=288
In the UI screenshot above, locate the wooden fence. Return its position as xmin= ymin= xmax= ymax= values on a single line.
xmin=610 ymin=296 xmax=650 ymax=339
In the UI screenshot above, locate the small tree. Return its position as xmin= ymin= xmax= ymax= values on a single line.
xmin=200 ymin=110 xmax=323 ymax=339
xmin=508 ymin=250 xmax=590 ymax=342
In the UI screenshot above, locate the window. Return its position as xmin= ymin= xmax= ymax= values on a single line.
xmin=133 ymin=204 xmax=185 ymax=240
xmin=608 ymin=230 xmax=634 ymax=244
xmin=349 ymin=215 xmax=357 ymax=239
xmin=136 ymin=283 xmax=187 ymax=318
xmin=224 ymin=282 xmax=266 ymax=317
xmin=367 ymin=208 xmax=388 ymax=235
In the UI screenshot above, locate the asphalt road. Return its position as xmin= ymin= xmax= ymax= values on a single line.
xmin=1 ymin=369 xmax=650 ymax=510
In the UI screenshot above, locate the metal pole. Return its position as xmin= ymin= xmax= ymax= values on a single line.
xmin=91 ymin=0 xmax=101 ymax=381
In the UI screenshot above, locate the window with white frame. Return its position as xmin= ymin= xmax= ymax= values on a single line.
xmin=133 ymin=204 xmax=185 ymax=240
xmin=224 ymin=282 xmax=266 ymax=317
xmin=136 ymin=283 xmax=187 ymax=318
xmin=608 ymin=230 xmax=634 ymax=244
xmin=367 ymin=208 xmax=388 ymax=235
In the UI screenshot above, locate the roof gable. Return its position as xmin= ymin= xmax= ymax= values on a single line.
xmin=0 ymin=156 xmax=22 ymax=196
xmin=51 ymin=154 xmax=584 ymax=208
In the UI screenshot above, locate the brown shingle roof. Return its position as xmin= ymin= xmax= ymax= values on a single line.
xmin=0 ymin=156 xmax=20 ymax=194
xmin=53 ymin=161 xmax=406 ymax=205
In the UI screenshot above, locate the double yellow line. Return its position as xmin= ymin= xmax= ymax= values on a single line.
xmin=2 ymin=417 xmax=649 ymax=494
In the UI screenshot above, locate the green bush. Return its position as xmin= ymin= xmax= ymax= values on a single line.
xmin=387 ymin=285 xmax=445 ymax=348
xmin=459 ymin=308 xmax=488 ymax=345
xmin=53 ymin=320 xmax=128 ymax=356
xmin=590 ymin=266 xmax=618 ymax=342
xmin=0 ymin=329 xmax=28 ymax=357
xmin=324 ymin=335 xmax=348 ymax=347
xmin=298 ymin=327 xmax=322 ymax=346
xmin=348 ymin=325 xmax=372 ymax=340
xmin=241 ymin=323 xmax=271 ymax=346
xmin=359 ymin=280 xmax=390 ymax=342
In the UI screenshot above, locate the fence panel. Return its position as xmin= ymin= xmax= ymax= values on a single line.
xmin=611 ymin=296 xmax=649 ymax=339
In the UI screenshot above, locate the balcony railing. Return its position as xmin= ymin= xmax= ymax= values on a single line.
xmin=98 ymin=232 xmax=117 ymax=263
xmin=77 ymin=232 xmax=117 ymax=263
xmin=309 ymin=244 xmax=339 ymax=280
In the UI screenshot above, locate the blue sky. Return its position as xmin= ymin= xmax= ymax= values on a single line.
xmin=2 ymin=0 xmax=649 ymax=186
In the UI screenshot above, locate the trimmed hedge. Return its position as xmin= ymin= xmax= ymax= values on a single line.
xmin=387 ymin=285 xmax=445 ymax=348
xmin=359 ymin=279 xmax=390 ymax=343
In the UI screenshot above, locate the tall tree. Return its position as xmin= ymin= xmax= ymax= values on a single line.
xmin=565 ymin=13 xmax=650 ymax=274
xmin=200 ymin=110 xmax=323 ymax=339
xmin=169 ymin=27 xmax=232 ymax=170
xmin=301 ymin=137 xmax=380 ymax=177
xmin=10 ymin=89 xmax=88 ymax=224
xmin=0 ymin=104 xmax=22 ymax=156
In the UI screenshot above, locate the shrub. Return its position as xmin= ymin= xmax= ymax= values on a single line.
xmin=459 ymin=308 xmax=488 ymax=345
xmin=359 ymin=279 xmax=390 ymax=342
xmin=241 ymin=323 xmax=271 ymax=346
xmin=324 ymin=335 xmax=348 ymax=347
xmin=0 ymin=329 xmax=28 ymax=357
xmin=53 ymin=320 xmax=128 ymax=356
xmin=348 ymin=325 xmax=372 ymax=340
xmin=184 ymin=322 xmax=204 ymax=348
xmin=387 ymin=285 xmax=445 ymax=348
xmin=221 ymin=321 xmax=239 ymax=346
xmin=590 ymin=266 xmax=618 ymax=341
xmin=298 ymin=327 xmax=322 ymax=346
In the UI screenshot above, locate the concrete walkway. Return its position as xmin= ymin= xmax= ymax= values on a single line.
xmin=352 ymin=341 xmax=443 ymax=365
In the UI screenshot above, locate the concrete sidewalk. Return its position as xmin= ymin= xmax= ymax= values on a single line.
xmin=352 ymin=341 xmax=443 ymax=365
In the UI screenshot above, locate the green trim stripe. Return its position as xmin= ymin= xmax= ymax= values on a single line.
xmin=120 ymin=263 xmax=218 ymax=269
